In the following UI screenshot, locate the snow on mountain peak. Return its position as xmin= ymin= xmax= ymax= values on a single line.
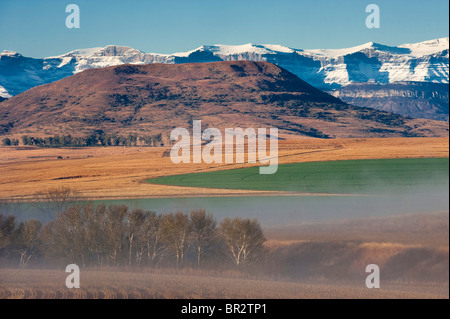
xmin=97 ymin=45 xmax=145 ymax=56
xmin=0 ymin=38 xmax=448 ymax=98
xmin=0 ymin=85 xmax=12 ymax=98
xmin=65 ymin=47 xmax=104 ymax=57
xmin=174 ymin=43 xmax=297 ymax=57
xmin=399 ymin=37 xmax=449 ymax=57
xmin=1 ymin=50 xmax=20 ymax=57
xmin=304 ymin=42 xmax=367 ymax=58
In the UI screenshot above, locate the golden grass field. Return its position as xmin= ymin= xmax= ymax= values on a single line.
xmin=0 ymin=268 xmax=447 ymax=299
xmin=0 ymin=137 xmax=448 ymax=200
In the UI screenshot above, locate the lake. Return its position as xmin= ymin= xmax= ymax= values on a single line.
xmin=6 ymin=186 xmax=449 ymax=227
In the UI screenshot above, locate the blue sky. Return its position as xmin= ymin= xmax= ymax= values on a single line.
xmin=0 ymin=0 xmax=448 ymax=57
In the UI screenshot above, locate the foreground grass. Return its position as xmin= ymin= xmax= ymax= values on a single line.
xmin=1 ymin=212 xmax=448 ymax=299
xmin=0 ymin=269 xmax=448 ymax=299
xmin=148 ymin=158 xmax=449 ymax=194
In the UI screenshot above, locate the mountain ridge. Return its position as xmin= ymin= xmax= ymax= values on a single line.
xmin=1 ymin=38 xmax=448 ymax=99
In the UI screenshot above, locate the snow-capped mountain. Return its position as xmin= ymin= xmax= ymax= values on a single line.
xmin=0 ymin=38 xmax=448 ymax=99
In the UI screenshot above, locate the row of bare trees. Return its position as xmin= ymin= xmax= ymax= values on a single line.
xmin=0 ymin=202 xmax=266 ymax=270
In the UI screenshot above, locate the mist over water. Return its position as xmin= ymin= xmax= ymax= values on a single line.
xmin=3 ymin=158 xmax=448 ymax=228
xmin=7 ymin=184 xmax=449 ymax=227
xmin=2 ymin=178 xmax=448 ymax=291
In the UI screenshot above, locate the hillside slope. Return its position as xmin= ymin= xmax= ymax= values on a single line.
xmin=0 ymin=61 xmax=447 ymax=139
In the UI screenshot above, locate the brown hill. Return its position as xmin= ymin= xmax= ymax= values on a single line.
xmin=0 ymin=61 xmax=447 ymax=139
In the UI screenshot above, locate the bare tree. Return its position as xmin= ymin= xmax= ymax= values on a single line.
xmin=125 ymin=209 xmax=147 ymax=266
xmin=161 ymin=212 xmax=191 ymax=269
xmin=220 ymin=217 xmax=266 ymax=267
xmin=84 ymin=204 xmax=106 ymax=266
xmin=39 ymin=203 xmax=95 ymax=266
xmin=38 ymin=203 xmax=167 ymax=268
xmin=103 ymin=205 xmax=128 ymax=266
xmin=0 ymin=214 xmax=17 ymax=252
xmin=143 ymin=212 xmax=165 ymax=267
xmin=12 ymin=219 xmax=42 ymax=268
xmin=190 ymin=209 xmax=216 ymax=269
xmin=33 ymin=187 xmax=83 ymax=219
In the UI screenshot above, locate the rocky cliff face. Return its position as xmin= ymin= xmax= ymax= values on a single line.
xmin=330 ymin=82 xmax=449 ymax=121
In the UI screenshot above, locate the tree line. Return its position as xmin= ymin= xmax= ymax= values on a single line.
xmin=2 ymin=131 xmax=164 ymax=147
xmin=0 ymin=200 xmax=266 ymax=271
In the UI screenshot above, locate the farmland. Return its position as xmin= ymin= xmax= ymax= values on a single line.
xmin=0 ymin=137 xmax=448 ymax=200
xmin=148 ymin=158 xmax=449 ymax=194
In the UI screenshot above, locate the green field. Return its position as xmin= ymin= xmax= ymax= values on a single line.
xmin=148 ymin=158 xmax=449 ymax=194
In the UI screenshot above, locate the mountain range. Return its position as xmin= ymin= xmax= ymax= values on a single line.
xmin=1 ymin=38 xmax=448 ymax=95
xmin=0 ymin=61 xmax=447 ymax=140
xmin=0 ymin=38 xmax=448 ymax=124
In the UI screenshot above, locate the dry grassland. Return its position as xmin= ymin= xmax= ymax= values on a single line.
xmin=0 ymin=268 xmax=447 ymax=299
xmin=0 ymin=137 xmax=448 ymax=200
